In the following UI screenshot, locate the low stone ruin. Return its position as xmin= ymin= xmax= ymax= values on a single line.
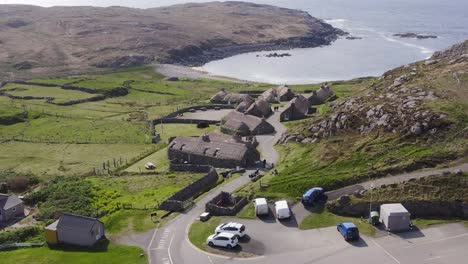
xmin=205 ymin=191 xmax=248 ymax=216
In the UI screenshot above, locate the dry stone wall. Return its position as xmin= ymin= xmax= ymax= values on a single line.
xmin=205 ymin=191 xmax=248 ymax=216
xmin=159 ymin=167 xmax=218 ymax=211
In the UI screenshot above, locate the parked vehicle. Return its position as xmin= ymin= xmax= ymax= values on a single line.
xmin=301 ymin=187 xmax=324 ymax=205
xmin=337 ymin=222 xmax=360 ymax=241
xmin=254 ymin=198 xmax=269 ymax=216
xmin=207 ymin=232 xmax=239 ymax=249
xmin=274 ymin=200 xmax=291 ymax=219
xmin=215 ymin=222 xmax=246 ymax=237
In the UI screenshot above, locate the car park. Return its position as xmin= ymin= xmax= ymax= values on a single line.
xmin=215 ymin=222 xmax=246 ymax=237
xmin=274 ymin=200 xmax=291 ymax=219
xmin=301 ymin=187 xmax=324 ymax=205
xmin=207 ymin=232 xmax=239 ymax=249
xmin=254 ymin=198 xmax=269 ymax=216
xmin=337 ymin=222 xmax=360 ymax=241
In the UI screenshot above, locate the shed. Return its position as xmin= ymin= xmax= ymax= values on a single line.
xmin=45 ymin=213 xmax=105 ymax=247
xmin=0 ymin=193 xmax=25 ymax=223
xmin=380 ymin=203 xmax=411 ymax=232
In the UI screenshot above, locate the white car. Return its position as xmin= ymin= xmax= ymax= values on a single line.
xmin=207 ymin=232 xmax=239 ymax=249
xmin=275 ymin=200 xmax=291 ymax=219
xmin=215 ymin=222 xmax=246 ymax=237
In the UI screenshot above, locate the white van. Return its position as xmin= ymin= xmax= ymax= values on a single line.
xmin=274 ymin=200 xmax=291 ymax=219
xmin=254 ymin=198 xmax=269 ymax=216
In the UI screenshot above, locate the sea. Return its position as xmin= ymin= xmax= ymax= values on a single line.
xmin=2 ymin=0 xmax=467 ymax=84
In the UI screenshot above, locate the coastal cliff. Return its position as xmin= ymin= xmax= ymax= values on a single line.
xmin=0 ymin=1 xmax=344 ymax=78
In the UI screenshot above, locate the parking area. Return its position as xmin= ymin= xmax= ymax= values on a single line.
xmin=209 ymin=219 xmax=468 ymax=264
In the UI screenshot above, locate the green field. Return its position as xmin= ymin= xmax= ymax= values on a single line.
xmin=0 ymin=142 xmax=156 ymax=177
xmin=0 ymin=244 xmax=146 ymax=264
xmin=1 ymin=83 xmax=95 ymax=103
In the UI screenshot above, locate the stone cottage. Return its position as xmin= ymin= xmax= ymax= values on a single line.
xmin=244 ymin=98 xmax=273 ymax=118
xmin=0 ymin=193 xmax=24 ymax=223
xmin=222 ymin=110 xmax=275 ymax=136
xmin=280 ymin=95 xmax=311 ymax=121
xmin=167 ymin=132 xmax=260 ymax=168
xmin=259 ymin=85 xmax=296 ymax=103
xmin=210 ymin=89 xmax=254 ymax=105
xmin=45 ymin=213 xmax=105 ymax=247
xmin=308 ymin=84 xmax=335 ymax=105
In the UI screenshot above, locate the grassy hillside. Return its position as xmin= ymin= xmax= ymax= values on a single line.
xmin=238 ymin=41 xmax=468 ymax=200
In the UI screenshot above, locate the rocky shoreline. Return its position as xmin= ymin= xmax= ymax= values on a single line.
xmin=161 ymin=28 xmax=346 ymax=66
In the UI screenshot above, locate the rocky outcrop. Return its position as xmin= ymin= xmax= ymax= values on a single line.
xmin=281 ymin=74 xmax=451 ymax=144
xmin=393 ymin=33 xmax=437 ymax=39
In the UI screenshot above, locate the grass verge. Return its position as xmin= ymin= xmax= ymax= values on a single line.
xmin=188 ymin=216 xmax=221 ymax=250
xmin=299 ymin=206 xmax=376 ymax=237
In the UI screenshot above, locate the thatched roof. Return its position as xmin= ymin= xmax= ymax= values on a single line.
xmin=289 ymin=94 xmax=310 ymax=114
xmin=223 ymin=110 xmax=275 ymax=135
xmin=235 ymin=100 xmax=254 ymax=112
xmin=245 ymin=98 xmax=272 ymax=118
xmin=309 ymin=85 xmax=334 ymax=105
xmin=223 ymin=93 xmax=254 ymax=104
xmin=259 ymin=88 xmax=278 ymax=103
xmin=169 ymin=133 xmax=250 ymax=161
xmin=210 ymin=89 xmax=228 ymax=103
xmin=277 ymin=85 xmax=295 ymax=101
xmin=224 ymin=118 xmax=250 ymax=135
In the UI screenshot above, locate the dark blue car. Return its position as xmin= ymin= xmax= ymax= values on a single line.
xmin=337 ymin=222 xmax=360 ymax=241
xmin=301 ymin=187 xmax=324 ymax=205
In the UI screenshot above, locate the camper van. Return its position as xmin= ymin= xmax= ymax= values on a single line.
xmin=274 ymin=200 xmax=290 ymax=219
xmin=254 ymin=198 xmax=269 ymax=216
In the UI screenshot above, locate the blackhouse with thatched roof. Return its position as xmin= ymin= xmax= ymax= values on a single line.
xmin=210 ymin=89 xmax=254 ymax=104
xmin=280 ymin=94 xmax=311 ymax=121
xmin=259 ymin=85 xmax=296 ymax=103
xmin=245 ymin=98 xmax=273 ymax=118
xmin=167 ymin=133 xmax=260 ymax=168
xmin=222 ymin=110 xmax=275 ymax=136
xmin=308 ymin=84 xmax=335 ymax=105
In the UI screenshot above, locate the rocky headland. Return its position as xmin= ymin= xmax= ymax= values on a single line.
xmin=0 ymin=1 xmax=344 ymax=79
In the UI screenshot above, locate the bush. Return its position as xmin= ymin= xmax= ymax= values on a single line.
xmin=24 ymin=176 xmax=98 ymax=219
xmin=0 ymin=226 xmax=42 ymax=244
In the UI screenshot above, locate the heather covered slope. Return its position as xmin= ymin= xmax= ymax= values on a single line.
xmin=0 ymin=1 xmax=343 ymax=79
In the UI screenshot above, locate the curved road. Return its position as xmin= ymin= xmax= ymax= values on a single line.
xmin=144 ymin=111 xmax=468 ymax=264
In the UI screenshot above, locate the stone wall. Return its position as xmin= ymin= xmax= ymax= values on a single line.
xmin=327 ymin=199 xmax=468 ymax=219
xmin=169 ymin=163 xmax=213 ymax=172
xmin=163 ymin=104 xmax=234 ymax=119
xmin=159 ymin=167 xmax=219 ymax=211
xmin=205 ymin=191 xmax=248 ymax=216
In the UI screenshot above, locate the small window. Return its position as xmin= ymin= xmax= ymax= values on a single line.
xmin=12 ymin=207 xmax=16 ymax=212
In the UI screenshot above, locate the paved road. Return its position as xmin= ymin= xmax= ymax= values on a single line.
xmin=292 ymin=162 xmax=468 ymax=224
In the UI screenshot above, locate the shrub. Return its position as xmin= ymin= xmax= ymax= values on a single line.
xmin=24 ymin=176 xmax=98 ymax=219
xmin=0 ymin=226 xmax=42 ymax=244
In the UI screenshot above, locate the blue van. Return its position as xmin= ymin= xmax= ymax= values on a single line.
xmin=301 ymin=187 xmax=324 ymax=205
xmin=337 ymin=222 xmax=360 ymax=241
